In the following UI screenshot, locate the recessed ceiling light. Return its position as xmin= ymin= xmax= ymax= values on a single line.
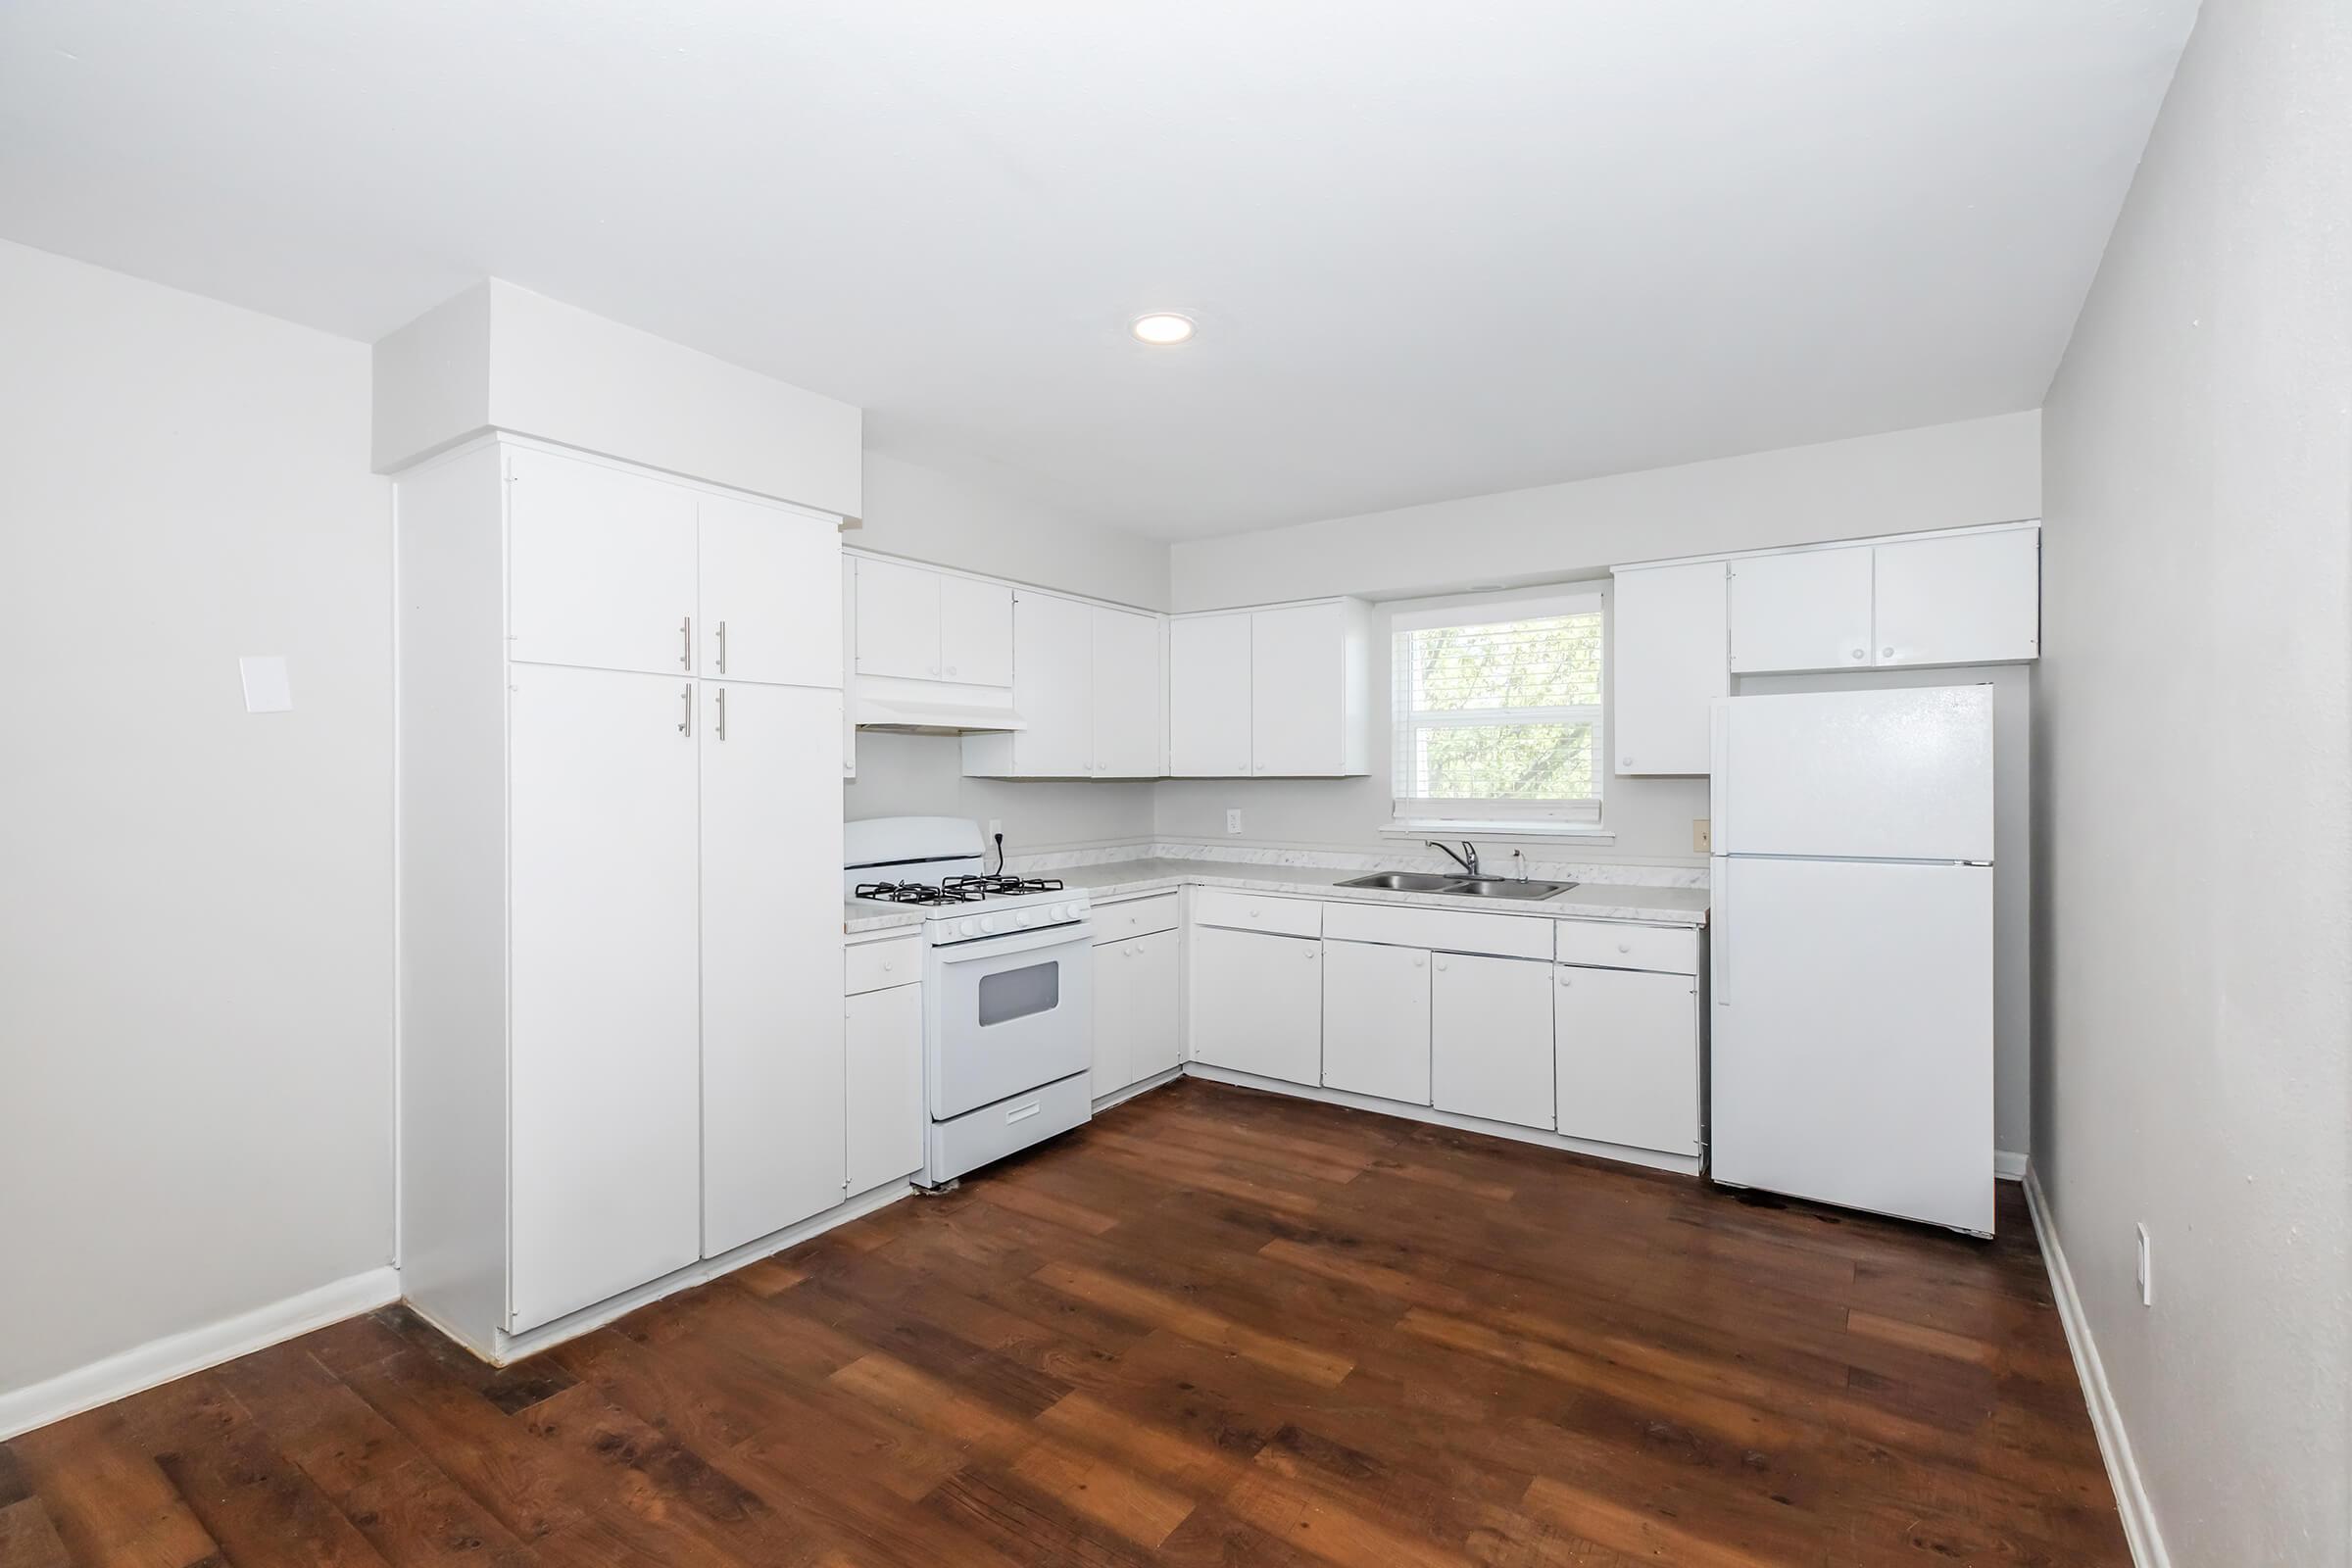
xmin=1130 ymin=313 xmax=1196 ymax=346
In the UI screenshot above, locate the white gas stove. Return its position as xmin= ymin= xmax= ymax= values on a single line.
xmin=845 ymin=817 xmax=1095 ymax=1187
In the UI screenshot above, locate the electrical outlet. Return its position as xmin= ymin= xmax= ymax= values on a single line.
xmin=1692 ymin=818 xmax=1711 ymax=854
xmin=2136 ymin=1224 xmax=2153 ymax=1306
xmin=986 ymin=818 xmax=1003 ymax=843
xmin=1226 ymin=808 xmax=1243 ymax=835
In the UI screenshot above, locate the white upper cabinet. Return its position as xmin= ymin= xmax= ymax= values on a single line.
xmin=1009 ymin=591 xmax=1096 ymax=775
xmin=508 ymin=447 xmax=699 ymax=676
xmin=854 ymin=557 xmax=944 ymax=679
xmin=1091 ymin=606 xmax=1165 ymax=777
xmin=1168 ymin=613 xmax=1253 ymax=777
xmin=1611 ymin=561 xmax=1728 ymax=775
xmin=1729 ymin=545 xmax=1876 ymax=674
xmin=938 ymin=574 xmax=1015 ymax=686
xmin=698 ymin=493 xmax=841 ymax=689
xmin=1872 ymin=528 xmax=2039 ymax=666
xmin=1722 ymin=526 xmax=2040 ymax=677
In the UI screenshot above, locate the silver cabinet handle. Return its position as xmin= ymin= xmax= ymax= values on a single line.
xmin=716 ymin=685 xmax=728 ymax=742
xmin=717 ymin=619 xmax=728 ymax=673
xmin=678 ymin=682 xmax=692 ymax=737
xmin=680 ymin=616 xmax=694 ymax=670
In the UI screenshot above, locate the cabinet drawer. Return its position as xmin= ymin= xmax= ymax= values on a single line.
xmin=845 ymin=934 xmax=923 ymax=994
xmin=1193 ymin=888 xmax=1321 ymax=939
xmin=1554 ymin=920 xmax=1698 ymax=975
xmin=1322 ymin=900 xmax=1551 ymax=960
xmin=1094 ymin=892 xmax=1181 ymax=943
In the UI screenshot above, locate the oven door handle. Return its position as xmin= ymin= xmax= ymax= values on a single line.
xmin=933 ymin=920 xmax=1097 ymax=961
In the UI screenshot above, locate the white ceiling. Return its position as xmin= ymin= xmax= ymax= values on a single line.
xmin=0 ymin=1 xmax=2194 ymax=539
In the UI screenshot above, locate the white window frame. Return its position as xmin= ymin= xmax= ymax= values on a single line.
xmin=1388 ymin=588 xmax=1606 ymax=835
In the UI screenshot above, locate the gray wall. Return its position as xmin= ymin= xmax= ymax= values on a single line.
xmin=858 ymin=452 xmax=1168 ymax=611
xmin=0 ymin=242 xmax=396 ymax=1396
xmin=2034 ymin=0 xmax=2352 ymax=1558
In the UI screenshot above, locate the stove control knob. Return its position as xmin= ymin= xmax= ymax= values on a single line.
xmin=1014 ymin=909 xmax=1037 ymax=928
xmin=957 ymin=917 xmax=981 ymax=938
xmin=976 ymin=914 xmax=999 ymax=935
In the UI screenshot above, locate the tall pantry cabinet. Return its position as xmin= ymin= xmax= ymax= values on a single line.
xmin=397 ymin=436 xmax=848 ymax=1359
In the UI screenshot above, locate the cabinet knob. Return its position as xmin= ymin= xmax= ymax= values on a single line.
xmin=1617 ymin=942 xmax=1632 ymax=954
xmin=946 ymin=664 xmax=958 ymax=677
xmin=1434 ymin=957 xmax=1448 ymax=971
xmin=1412 ymin=955 xmax=1425 ymax=968
xmin=1620 ymin=756 xmax=1633 ymax=767
xmin=1881 ymin=647 xmax=1894 ymax=660
xmin=1303 ymin=948 xmax=1318 ymax=959
xmin=1557 ymin=972 xmax=1572 ymax=986
xmin=1850 ymin=649 xmax=1866 ymax=661
xmin=928 ymin=664 xmax=941 ymax=676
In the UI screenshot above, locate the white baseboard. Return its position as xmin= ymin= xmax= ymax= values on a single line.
xmin=1995 ymin=1149 xmax=2029 ymax=1181
xmin=2024 ymin=1167 xmax=2168 ymax=1568
xmin=0 ymin=1265 xmax=401 ymax=1442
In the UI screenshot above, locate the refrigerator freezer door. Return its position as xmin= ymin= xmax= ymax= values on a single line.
xmin=1711 ymin=857 xmax=1993 ymax=1233
xmin=1711 ymin=687 xmax=1993 ymax=862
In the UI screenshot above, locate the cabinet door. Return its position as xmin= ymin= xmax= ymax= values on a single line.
xmin=701 ymin=682 xmax=847 ymax=1257
xmin=1555 ymin=965 xmax=1700 ymax=1155
xmin=1092 ymin=607 xmax=1164 ymax=777
xmin=847 ymin=983 xmax=924 ymax=1194
xmin=1728 ymin=547 xmax=1874 ymax=673
xmin=1189 ymin=926 xmax=1321 ymax=1086
xmin=509 ymin=664 xmax=701 ymax=1331
xmin=509 ymin=448 xmax=699 ymax=676
xmin=1873 ymin=530 xmax=2039 ymax=666
xmin=1321 ymin=941 xmax=1432 ymax=1104
xmin=1612 ymin=562 xmax=1727 ymax=775
xmin=939 ymin=575 xmax=1014 ymax=686
xmin=1010 ymin=592 xmax=1095 ymax=776
xmin=1432 ymin=954 xmax=1554 ymax=1130
xmin=853 ymin=557 xmax=940 ymax=679
xmin=1169 ymin=613 xmax=1253 ymax=776
xmin=1250 ymin=602 xmax=1348 ymax=776
xmin=701 ymin=495 xmax=841 ymax=689
xmin=1094 ymin=932 xmax=1179 ymax=1096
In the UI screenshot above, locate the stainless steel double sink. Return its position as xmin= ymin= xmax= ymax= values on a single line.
xmin=1333 ymin=870 xmax=1578 ymax=901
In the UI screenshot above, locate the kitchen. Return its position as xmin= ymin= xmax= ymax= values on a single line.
xmin=2 ymin=4 xmax=2346 ymax=1567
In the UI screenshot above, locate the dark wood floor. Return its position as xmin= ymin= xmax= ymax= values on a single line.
xmin=1 ymin=1078 xmax=2126 ymax=1566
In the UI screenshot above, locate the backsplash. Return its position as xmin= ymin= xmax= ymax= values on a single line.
xmin=1003 ymin=839 xmax=1708 ymax=889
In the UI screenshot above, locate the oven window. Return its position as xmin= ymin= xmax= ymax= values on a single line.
xmin=977 ymin=960 xmax=1060 ymax=1026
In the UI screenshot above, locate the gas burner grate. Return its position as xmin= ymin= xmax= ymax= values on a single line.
xmin=942 ymin=874 xmax=1067 ymax=896
xmin=854 ymin=881 xmax=987 ymax=906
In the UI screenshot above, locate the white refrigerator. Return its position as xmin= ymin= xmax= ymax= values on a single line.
xmin=1708 ymin=685 xmax=1995 ymax=1235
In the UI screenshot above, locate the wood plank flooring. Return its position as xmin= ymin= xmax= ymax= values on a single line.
xmin=2 ymin=1079 xmax=2128 ymax=1566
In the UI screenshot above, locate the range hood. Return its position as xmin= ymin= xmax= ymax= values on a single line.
xmin=854 ymin=673 xmax=1027 ymax=735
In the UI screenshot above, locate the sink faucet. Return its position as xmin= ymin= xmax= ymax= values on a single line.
xmin=1426 ymin=840 xmax=1480 ymax=876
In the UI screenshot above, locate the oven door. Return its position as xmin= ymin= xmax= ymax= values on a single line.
xmin=927 ymin=922 xmax=1095 ymax=1120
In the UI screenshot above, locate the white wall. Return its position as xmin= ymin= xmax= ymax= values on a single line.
xmin=1169 ymin=411 xmax=2041 ymax=610
xmin=845 ymin=732 xmax=1156 ymax=859
xmin=2034 ymin=0 xmax=2352 ymax=1558
xmin=0 ymin=243 xmax=395 ymax=1396
xmin=858 ymin=453 xmax=1169 ymax=612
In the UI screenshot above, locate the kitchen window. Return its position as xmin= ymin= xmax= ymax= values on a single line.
xmin=1390 ymin=590 xmax=1604 ymax=831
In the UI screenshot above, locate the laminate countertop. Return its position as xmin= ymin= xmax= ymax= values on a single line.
xmin=845 ymin=858 xmax=1709 ymax=936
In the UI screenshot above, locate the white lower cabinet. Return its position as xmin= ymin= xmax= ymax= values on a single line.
xmin=1320 ymin=940 xmax=1432 ymax=1104
xmin=508 ymin=663 xmax=704 ymax=1334
xmin=702 ymin=682 xmax=847 ymax=1258
xmin=1093 ymin=929 xmax=1180 ymax=1098
xmin=1554 ymin=965 xmax=1702 ymax=1155
xmin=1432 ymin=953 xmax=1554 ymax=1130
xmin=1189 ymin=924 xmax=1321 ymax=1086
xmin=846 ymin=982 xmax=925 ymax=1194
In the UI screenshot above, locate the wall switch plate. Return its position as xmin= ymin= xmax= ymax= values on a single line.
xmin=1226 ymin=808 xmax=1243 ymax=835
xmin=239 ymin=656 xmax=293 ymax=712
xmin=2136 ymin=1223 xmax=2153 ymax=1305
xmin=1692 ymin=818 xmax=1711 ymax=853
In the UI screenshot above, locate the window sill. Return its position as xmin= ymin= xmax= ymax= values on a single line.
xmin=1381 ymin=820 xmax=1616 ymax=844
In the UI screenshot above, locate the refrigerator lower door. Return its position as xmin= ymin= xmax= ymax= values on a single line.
xmin=1711 ymin=856 xmax=1993 ymax=1234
